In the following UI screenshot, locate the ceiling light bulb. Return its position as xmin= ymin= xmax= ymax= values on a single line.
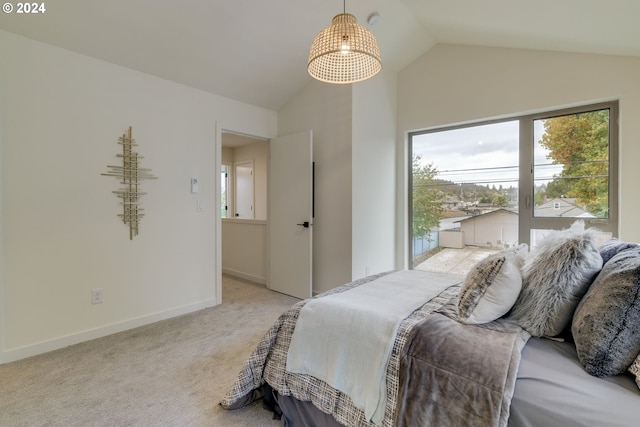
xmin=341 ymin=35 xmax=350 ymax=55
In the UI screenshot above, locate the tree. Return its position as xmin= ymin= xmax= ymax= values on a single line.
xmin=412 ymin=156 xmax=443 ymax=238
xmin=545 ymin=177 xmax=572 ymax=199
xmin=534 ymin=191 xmax=546 ymax=206
xmin=492 ymin=194 xmax=509 ymax=207
xmin=539 ymin=110 xmax=609 ymax=216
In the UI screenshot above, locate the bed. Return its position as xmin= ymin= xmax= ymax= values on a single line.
xmin=221 ymin=224 xmax=640 ymax=427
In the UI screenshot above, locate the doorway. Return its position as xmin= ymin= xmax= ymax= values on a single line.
xmin=219 ymin=130 xmax=269 ymax=301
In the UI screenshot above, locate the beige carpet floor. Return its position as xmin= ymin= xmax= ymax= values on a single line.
xmin=0 ymin=275 xmax=300 ymax=427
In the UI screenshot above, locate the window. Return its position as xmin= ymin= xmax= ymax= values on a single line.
xmin=409 ymin=101 xmax=618 ymax=271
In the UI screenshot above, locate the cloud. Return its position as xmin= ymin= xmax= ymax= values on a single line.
xmin=412 ymin=119 xmax=561 ymax=186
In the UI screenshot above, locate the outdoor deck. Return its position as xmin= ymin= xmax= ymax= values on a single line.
xmin=415 ymin=247 xmax=500 ymax=276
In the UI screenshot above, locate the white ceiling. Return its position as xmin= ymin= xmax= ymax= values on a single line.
xmin=1 ymin=0 xmax=639 ymax=111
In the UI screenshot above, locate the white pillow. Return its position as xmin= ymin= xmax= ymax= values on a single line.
xmin=458 ymin=244 xmax=528 ymax=325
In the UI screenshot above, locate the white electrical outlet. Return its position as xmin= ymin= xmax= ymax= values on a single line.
xmin=91 ymin=289 xmax=103 ymax=304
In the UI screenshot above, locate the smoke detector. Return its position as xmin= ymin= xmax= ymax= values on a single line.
xmin=367 ymin=12 xmax=380 ymax=26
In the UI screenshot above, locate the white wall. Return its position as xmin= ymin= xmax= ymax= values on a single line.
xmin=352 ymin=71 xmax=397 ymax=279
xmin=278 ymin=80 xmax=353 ymax=294
xmin=396 ymin=44 xmax=640 ymax=267
xmin=0 ymin=30 xmax=277 ymax=363
xmin=278 ymin=70 xmax=398 ymax=293
xmin=221 ymin=219 xmax=267 ymax=284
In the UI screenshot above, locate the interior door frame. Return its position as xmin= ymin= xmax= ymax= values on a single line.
xmin=215 ymin=123 xmax=223 ymax=304
xmin=215 ymin=123 xmax=272 ymax=304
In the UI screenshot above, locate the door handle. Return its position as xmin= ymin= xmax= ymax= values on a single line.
xmin=296 ymin=221 xmax=310 ymax=228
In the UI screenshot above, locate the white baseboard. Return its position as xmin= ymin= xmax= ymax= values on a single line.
xmin=0 ymin=298 xmax=218 ymax=365
xmin=222 ymin=268 xmax=266 ymax=285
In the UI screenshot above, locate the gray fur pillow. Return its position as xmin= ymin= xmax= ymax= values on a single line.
xmin=458 ymin=244 xmax=527 ymax=324
xmin=572 ymin=246 xmax=640 ymax=377
xmin=508 ymin=221 xmax=603 ymax=337
xmin=598 ymin=238 xmax=639 ymax=264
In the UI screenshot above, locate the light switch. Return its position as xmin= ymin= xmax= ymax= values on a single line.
xmin=191 ymin=177 xmax=199 ymax=193
xmin=197 ymin=200 xmax=205 ymax=212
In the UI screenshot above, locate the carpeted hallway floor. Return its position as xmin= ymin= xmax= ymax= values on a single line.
xmin=0 ymin=275 xmax=300 ymax=426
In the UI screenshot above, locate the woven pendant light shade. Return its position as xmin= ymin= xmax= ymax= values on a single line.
xmin=308 ymin=13 xmax=381 ymax=84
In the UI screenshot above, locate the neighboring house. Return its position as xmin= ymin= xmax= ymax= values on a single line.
xmin=458 ymin=209 xmax=519 ymax=248
xmin=534 ymin=197 xmax=596 ymax=218
xmin=441 ymin=194 xmax=461 ymax=210
xmin=439 ymin=216 xmax=470 ymax=231
xmin=441 ymin=198 xmax=594 ymax=250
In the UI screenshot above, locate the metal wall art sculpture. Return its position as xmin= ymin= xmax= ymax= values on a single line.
xmin=102 ymin=126 xmax=157 ymax=240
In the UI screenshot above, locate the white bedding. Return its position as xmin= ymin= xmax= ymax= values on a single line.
xmin=285 ymin=270 xmax=461 ymax=426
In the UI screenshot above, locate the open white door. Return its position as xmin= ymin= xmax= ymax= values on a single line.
xmin=268 ymin=131 xmax=313 ymax=299
xmin=234 ymin=161 xmax=254 ymax=218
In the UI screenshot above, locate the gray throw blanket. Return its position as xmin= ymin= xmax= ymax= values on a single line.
xmin=395 ymin=312 xmax=530 ymax=427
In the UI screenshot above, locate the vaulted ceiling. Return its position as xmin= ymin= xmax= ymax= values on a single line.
xmin=1 ymin=0 xmax=639 ymax=111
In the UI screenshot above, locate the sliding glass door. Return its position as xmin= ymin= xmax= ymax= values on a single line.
xmin=409 ymin=101 xmax=618 ymax=271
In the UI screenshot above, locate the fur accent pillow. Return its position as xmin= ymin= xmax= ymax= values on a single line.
xmin=508 ymin=221 xmax=603 ymax=337
xmin=458 ymin=244 xmax=528 ymax=325
xmin=572 ymin=246 xmax=640 ymax=377
xmin=598 ymin=238 xmax=639 ymax=264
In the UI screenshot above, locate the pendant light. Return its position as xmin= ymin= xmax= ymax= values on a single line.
xmin=307 ymin=1 xmax=382 ymax=84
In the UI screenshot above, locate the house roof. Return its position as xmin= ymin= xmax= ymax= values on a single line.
xmin=534 ymin=198 xmax=596 ymax=218
xmin=458 ymin=208 xmax=518 ymax=223
xmin=454 ymin=199 xmax=596 ymax=222
xmin=1 ymin=1 xmax=639 ymax=110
